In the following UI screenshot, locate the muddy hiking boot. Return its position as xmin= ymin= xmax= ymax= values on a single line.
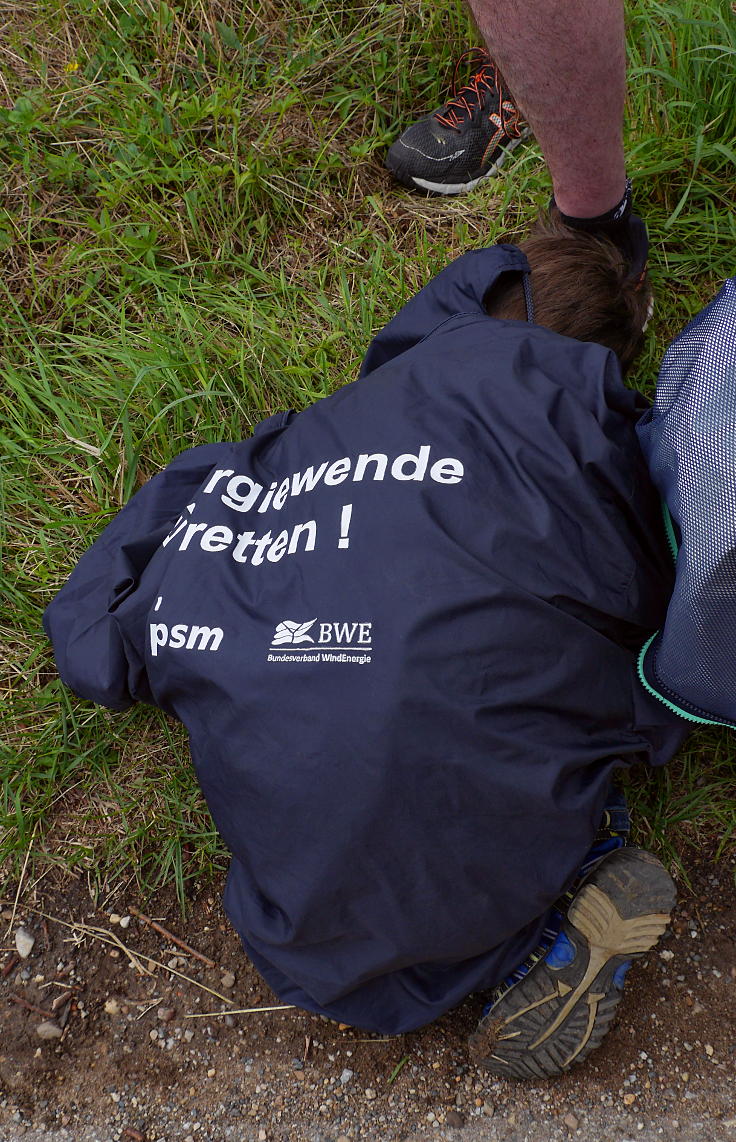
xmin=469 ymin=847 xmax=676 ymax=1079
xmin=386 ymin=50 xmax=531 ymax=195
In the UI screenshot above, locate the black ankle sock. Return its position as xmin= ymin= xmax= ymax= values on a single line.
xmin=551 ymin=178 xmax=648 ymax=283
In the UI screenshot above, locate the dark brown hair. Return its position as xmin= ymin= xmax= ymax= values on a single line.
xmin=485 ymin=214 xmax=651 ymax=372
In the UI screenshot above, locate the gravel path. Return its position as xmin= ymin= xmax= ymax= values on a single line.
xmin=2 ymin=1106 xmax=735 ymax=1142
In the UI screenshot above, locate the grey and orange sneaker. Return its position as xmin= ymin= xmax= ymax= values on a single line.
xmin=468 ymin=847 xmax=676 ymax=1079
xmin=386 ymin=50 xmax=531 ymax=195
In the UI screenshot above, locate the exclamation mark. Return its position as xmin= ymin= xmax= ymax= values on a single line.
xmin=338 ymin=504 xmax=352 ymax=549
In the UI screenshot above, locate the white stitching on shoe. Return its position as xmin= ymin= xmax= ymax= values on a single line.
xmin=408 ymin=132 xmax=528 ymax=194
xmin=398 ymin=139 xmax=466 ymax=162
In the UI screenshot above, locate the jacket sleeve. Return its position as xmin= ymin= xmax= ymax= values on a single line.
xmin=43 ymin=443 xmax=226 ymax=712
xmin=359 ymin=244 xmax=530 ymax=378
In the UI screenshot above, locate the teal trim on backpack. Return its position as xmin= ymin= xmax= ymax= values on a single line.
xmin=636 ymin=634 xmax=736 ymax=729
xmin=634 ymin=501 xmax=736 ymax=726
xmin=662 ymin=501 xmax=679 ymax=563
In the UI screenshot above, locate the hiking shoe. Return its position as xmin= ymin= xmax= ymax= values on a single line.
xmin=386 ymin=50 xmax=531 ymax=195
xmin=468 ymin=847 xmax=676 ymax=1079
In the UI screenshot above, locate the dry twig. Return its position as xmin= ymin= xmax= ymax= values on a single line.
xmin=2 ymin=821 xmax=38 ymax=942
xmin=128 ymin=906 xmax=215 ymax=967
xmin=184 ymin=1003 xmax=295 ymax=1019
xmin=51 ymin=990 xmax=73 ymax=1013
xmin=2 ymin=953 xmax=20 ymax=979
xmin=9 ymin=993 xmax=54 ymax=1019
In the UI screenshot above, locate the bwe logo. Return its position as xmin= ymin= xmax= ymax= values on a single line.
xmin=317 ymin=622 xmax=372 ymax=645
xmin=272 ymin=619 xmax=317 ymax=645
xmin=267 ymin=617 xmax=373 ymax=664
xmin=270 ymin=618 xmax=373 ymax=649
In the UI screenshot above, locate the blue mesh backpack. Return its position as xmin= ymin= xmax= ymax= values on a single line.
xmin=637 ymin=278 xmax=736 ymax=726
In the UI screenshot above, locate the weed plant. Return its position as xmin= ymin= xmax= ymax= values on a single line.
xmin=1 ymin=0 xmax=735 ymax=903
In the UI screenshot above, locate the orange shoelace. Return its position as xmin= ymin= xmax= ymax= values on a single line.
xmin=434 ymin=48 xmax=500 ymax=131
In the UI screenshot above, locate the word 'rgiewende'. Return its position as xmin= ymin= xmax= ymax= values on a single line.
xmin=201 ymin=445 xmax=464 ymax=515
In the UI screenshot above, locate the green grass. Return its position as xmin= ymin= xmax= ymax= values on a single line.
xmin=2 ymin=0 xmax=735 ymax=904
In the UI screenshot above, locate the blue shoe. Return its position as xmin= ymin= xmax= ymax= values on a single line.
xmin=468 ymin=847 xmax=676 ymax=1079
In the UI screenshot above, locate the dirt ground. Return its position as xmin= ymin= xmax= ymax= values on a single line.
xmin=1 ymin=851 xmax=735 ymax=1142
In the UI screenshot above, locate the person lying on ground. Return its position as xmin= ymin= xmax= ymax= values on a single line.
xmin=43 ymin=218 xmax=685 ymax=1079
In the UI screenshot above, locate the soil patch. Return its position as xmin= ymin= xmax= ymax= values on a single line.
xmin=1 ymin=855 xmax=735 ymax=1142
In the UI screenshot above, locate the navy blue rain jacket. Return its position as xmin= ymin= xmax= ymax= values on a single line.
xmin=44 ymin=244 xmax=684 ymax=1034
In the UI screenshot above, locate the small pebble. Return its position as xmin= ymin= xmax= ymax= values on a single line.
xmin=104 ymin=999 xmax=121 ymax=1016
xmin=221 ymin=971 xmax=236 ymax=990
xmin=563 ymin=1112 xmax=580 ymax=1130
xmin=109 ymin=913 xmax=121 ymax=925
xmin=158 ymin=1007 xmax=176 ymax=1022
xmin=446 ymin=1110 xmax=465 ymax=1128
xmin=365 ymin=1087 xmax=377 ymax=1100
xmin=340 ymin=1069 xmax=354 ymax=1085
xmin=119 ymin=915 xmax=131 ymax=929
xmin=15 ymin=928 xmax=35 ymax=959
xmin=623 ymin=1093 xmax=637 ymax=1106
xmin=36 ymin=1021 xmax=63 ymax=1040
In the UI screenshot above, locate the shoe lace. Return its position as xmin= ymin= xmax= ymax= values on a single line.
xmin=434 ymin=48 xmax=501 ymax=131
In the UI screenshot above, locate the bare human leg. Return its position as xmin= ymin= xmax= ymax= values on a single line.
xmin=465 ymin=0 xmax=627 ymax=218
